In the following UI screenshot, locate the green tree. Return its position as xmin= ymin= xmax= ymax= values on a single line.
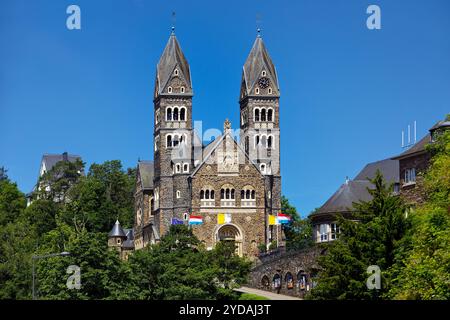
xmin=61 ymin=160 xmax=135 ymax=232
xmin=127 ymin=225 xmax=250 ymax=300
xmin=309 ymin=171 xmax=408 ymax=299
xmin=0 ymin=166 xmax=7 ymax=181
xmin=35 ymin=222 xmax=130 ymax=300
xmin=281 ymin=196 xmax=313 ymax=250
xmin=387 ymin=126 xmax=450 ymax=300
xmin=0 ymin=177 xmax=26 ymax=226
xmin=37 ymin=158 xmax=84 ymax=203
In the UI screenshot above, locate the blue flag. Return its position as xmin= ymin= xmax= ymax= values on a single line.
xmin=171 ymin=218 xmax=184 ymax=225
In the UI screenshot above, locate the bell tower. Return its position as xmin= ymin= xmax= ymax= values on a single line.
xmin=153 ymin=29 xmax=193 ymax=235
xmin=239 ymin=31 xmax=282 ymax=224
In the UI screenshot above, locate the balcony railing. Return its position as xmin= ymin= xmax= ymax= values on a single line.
xmin=241 ymin=199 xmax=256 ymax=207
xmin=200 ymin=200 xmax=215 ymax=207
xmin=220 ymin=199 xmax=235 ymax=207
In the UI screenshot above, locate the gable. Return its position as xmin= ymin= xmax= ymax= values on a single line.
xmin=191 ymin=133 xmax=263 ymax=179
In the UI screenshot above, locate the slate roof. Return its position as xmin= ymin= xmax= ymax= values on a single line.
xmin=354 ymin=158 xmax=399 ymax=183
xmin=155 ymin=33 xmax=192 ymax=95
xmin=42 ymin=153 xmax=82 ymax=172
xmin=242 ymin=36 xmax=280 ymax=97
xmin=314 ymin=158 xmax=400 ymax=216
xmin=108 ymin=220 xmax=127 ymax=238
xmin=122 ymin=229 xmax=135 ymax=249
xmin=391 ymin=134 xmax=431 ymax=160
xmin=314 ymin=181 xmax=374 ymax=215
xmin=429 ymin=120 xmax=450 ymax=132
xmin=138 ymin=161 xmax=154 ymax=190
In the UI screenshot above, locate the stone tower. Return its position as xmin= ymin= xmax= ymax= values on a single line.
xmin=153 ymin=30 xmax=194 ymax=234
xmin=239 ymin=33 xmax=282 ymax=242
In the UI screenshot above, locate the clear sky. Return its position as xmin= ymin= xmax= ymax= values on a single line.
xmin=1 ymin=0 xmax=449 ymax=216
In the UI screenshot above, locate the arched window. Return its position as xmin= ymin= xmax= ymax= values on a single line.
xmin=285 ymin=272 xmax=294 ymax=289
xmin=268 ymin=136 xmax=273 ymax=149
xmin=175 ymin=163 xmax=181 ymax=173
xmin=297 ymin=272 xmax=308 ymax=291
xmin=173 ymin=107 xmax=179 ymax=121
xmin=167 ymin=107 xmax=172 ymax=121
xmin=273 ymin=274 xmax=281 ymax=289
xmin=174 ymin=69 xmax=179 ymax=76
xmin=200 ymin=190 xmax=205 ymax=199
xmin=262 ymin=70 xmax=266 ymax=77
xmin=168 ymin=86 xmax=172 ymax=93
xmin=181 ymin=86 xmax=185 ymax=93
xmin=183 ymin=163 xmax=189 ymax=173
xmin=254 ymin=108 xmax=260 ymax=122
xmin=268 ymin=109 xmax=273 ymax=121
xmin=205 ymin=190 xmax=210 ymax=199
xmin=261 ymin=108 xmax=266 ymax=121
xmin=255 ymin=88 xmax=260 ymax=94
xmin=241 ymin=186 xmax=256 ymax=207
xmin=268 ymin=87 xmax=272 ymax=94
xmin=221 ymin=186 xmax=235 ymax=200
xmin=255 ymin=135 xmax=260 ymax=147
xmin=211 ymin=190 xmax=215 ymax=199
xmin=166 ymin=134 xmax=172 ymax=147
xmin=180 ymin=108 xmax=186 ymax=121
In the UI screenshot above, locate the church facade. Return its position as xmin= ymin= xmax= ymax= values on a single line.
xmin=132 ymin=31 xmax=283 ymax=257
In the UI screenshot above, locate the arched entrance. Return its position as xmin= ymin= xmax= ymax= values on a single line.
xmin=216 ymin=224 xmax=243 ymax=256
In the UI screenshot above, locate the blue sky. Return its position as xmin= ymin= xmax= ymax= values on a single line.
xmin=1 ymin=0 xmax=449 ymax=216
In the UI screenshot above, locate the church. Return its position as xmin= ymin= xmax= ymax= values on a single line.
xmin=110 ymin=29 xmax=283 ymax=258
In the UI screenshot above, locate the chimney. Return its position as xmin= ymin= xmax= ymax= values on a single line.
xmin=62 ymin=152 xmax=68 ymax=162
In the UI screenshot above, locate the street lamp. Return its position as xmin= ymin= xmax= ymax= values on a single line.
xmin=32 ymin=251 xmax=71 ymax=300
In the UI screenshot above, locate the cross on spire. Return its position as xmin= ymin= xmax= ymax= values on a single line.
xmin=171 ymin=11 xmax=176 ymax=34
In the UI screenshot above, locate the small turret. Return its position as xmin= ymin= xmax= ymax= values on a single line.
xmin=108 ymin=220 xmax=127 ymax=250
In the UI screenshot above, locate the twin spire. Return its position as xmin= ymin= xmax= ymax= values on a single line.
xmin=154 ymin=29 xmax=279 ymax=99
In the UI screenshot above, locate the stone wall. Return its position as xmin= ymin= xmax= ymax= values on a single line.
xmin=248 ymin=247 xmax=323 ymax=298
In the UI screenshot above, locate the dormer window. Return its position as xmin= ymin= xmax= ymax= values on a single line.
xmin=255 ymin=88 xmax=260 ymax=94
xmin=262 ymin=70 xmax=266 ymax=77
xmin=181 ymin=86 xmax=185 ymax=93
xmin=168 ymin=86 xmax=173 ymax=93
xmin=174 ymin=69 xmax=179 ymax=76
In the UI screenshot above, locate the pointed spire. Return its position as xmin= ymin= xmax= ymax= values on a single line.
xmin=241 ymin=35 xmax=279 ymax=98
xmin=155 ymin=31 xmax=192 ymax=97
xmin=108 ymin=220 xmax=127 ymax=238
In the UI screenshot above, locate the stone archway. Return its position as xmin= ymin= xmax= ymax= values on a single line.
xmin=216 ymin=224 xmax=243 ymax=256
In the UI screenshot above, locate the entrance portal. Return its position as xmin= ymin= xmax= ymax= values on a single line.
xmin=217 ymin=224 xmax=243 ymax=256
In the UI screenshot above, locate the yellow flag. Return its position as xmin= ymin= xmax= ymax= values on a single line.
xmin=218 ymin=213 xmax=231 ymax=224
xmin=269 ymin=215 xmax=278 ymax=225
